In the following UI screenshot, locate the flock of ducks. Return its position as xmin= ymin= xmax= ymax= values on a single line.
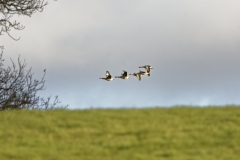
xmin=99 ymin=65 xmax=154 ymax=81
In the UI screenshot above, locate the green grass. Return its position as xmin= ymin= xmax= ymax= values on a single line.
xmin=1 ymin=106 xmax=240 ymax=160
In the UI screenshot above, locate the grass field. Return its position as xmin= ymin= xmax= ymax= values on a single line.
xmin=0 ymin=106 xmax=240 ymax=160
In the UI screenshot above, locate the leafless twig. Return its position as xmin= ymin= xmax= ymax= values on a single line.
xmin=0 ymin=0 xmax=49 ymax=41
xmin=0 ymin=52 xmax=68 ymax=110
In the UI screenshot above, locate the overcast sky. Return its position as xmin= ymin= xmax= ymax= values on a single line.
xmin=1 ymin=0 xmax=240 ymax=109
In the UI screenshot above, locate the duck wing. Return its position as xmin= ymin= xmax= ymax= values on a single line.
xmin=145 ymin=66 xmax=151 ymax=72
xmin=106 ymin=71 xmax=110 ymax=77
xmin=137 ymin=74 xmax=141 ymax=81
xmin=122 ymin=70 xmax=127 ymax=77
xmin=106 ymin=74 xmax=112 ymax=79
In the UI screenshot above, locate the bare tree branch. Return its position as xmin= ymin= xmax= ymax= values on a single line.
xmin=0 ymin=0 xmax=52 ymax=42
xmin=0 ymin=52 xmax=68 ymax=110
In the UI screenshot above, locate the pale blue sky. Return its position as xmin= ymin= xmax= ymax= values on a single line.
xmin=1 ymin=0 xmax=240 ymax=109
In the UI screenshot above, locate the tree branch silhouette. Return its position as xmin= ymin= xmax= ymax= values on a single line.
xmin=0 ymin=52 xmax=67 ymax=110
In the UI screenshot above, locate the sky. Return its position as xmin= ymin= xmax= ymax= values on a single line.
xmin=1 ymin=0 xmax=240 ymax=109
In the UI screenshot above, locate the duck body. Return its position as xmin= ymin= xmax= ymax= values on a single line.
xmin=139 ymin=65 xmax=154 ymax=76
xmin=129 ymin=72 xmax=142 ymax=81
xmin=138 ymin=70 xmax=150 ymax=77
xmin=114 ymin=70 xmax=131 ymax=80
xmin=99 ymin=71 xmax=114 ymax=81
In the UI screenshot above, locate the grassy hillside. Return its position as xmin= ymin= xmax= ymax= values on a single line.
xmin=0 ymin=106 xmax=240 ymax=160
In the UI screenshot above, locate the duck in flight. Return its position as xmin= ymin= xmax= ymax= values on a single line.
xmin=138 ymin=70 xmax=150 ymax=77
xmin=129 ymin=72 xmax=142 ymax=81
xmin=99 ymin=71 xmax=114 ymax=81
xmin=139 ymin=65 xmax=154 ymax=76
xmin=114 ymin=70 xmax=131 ymax=80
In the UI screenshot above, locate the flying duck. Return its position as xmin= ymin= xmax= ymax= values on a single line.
xmin=129 ymin=72 xmax=142 ymax=81
xmin=114 ymin=70 xmax=131 ymax=80
xmin=99 ymin=71 xmax=114 ymax=81
xmin=138 ymin=70 xmax=150 ymax=77
xmin=139 ymin=65 xmax=154 ymax=76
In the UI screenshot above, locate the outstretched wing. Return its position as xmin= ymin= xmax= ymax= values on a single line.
xmin=138 ymin=70 xmax=145 ymax=76
xmin=107 ymin=74 xmax=112 ymax=79
xmin=122 ymin=70 xmax=127 ymax=77
xmin=106 ymin=71 xmax=110 ymax=76
xmin=145 ymin=66 xmax=151 ymax=72
xmin=106 ymin=71 xmax=112 ymax=79
xmin=137 ymin=74 xmax=141 ymax=81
